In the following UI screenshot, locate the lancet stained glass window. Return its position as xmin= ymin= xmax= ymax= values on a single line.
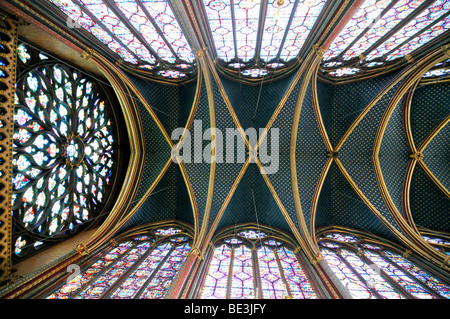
xmin=47 ymin=0 xmax=196 ymax=79
xmin=421 ymin=233 xmax=450 ymax=255
xmin=320 ymin=0 xmax=450 ymax=79
xmin=318 ymin=231 xmax=450 ymax=299
xmin=12 ymin=42 xmax=118 ymax=259
xmin=45 ymin=226 xmax=192 ymax=299
xmin=202 ymin=0 xmax=327 ymax=78
xmin=200 ymin=228 xmax=317 ymax=299
xmin=422 ymin=59 xmax=450 ymax=79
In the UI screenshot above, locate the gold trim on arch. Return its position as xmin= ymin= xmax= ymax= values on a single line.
xmin=416 ymin=113 xmax=450 ymax=198
xmin=202 ymin=159 xmax=251 ymax=254
xmin=403 ymin=79 xmax=419 ymax=154
xmin=89 ymin=158 xmax=174 ymax=252
xmin=333 ymin=158 xmax=421 ymax=257
xmin=193 ymin=54 xmax=216 ymax=251
xmin=310 ymin=157 xmax=333 ymax=248
xmin=78 ymin=55 xmax=145 ymax=252
xmin=172 ymin=67 xmax=205 ymax=242
xmin=204 ymin=50 xmax=253 ymax=150
xmin=417 ymin=161 xmax=450 ymax=198
xmin=256 ymin=159 xmax=313 ymax=262
xmin=417 ymin=114 xmax=450 ymax=154
xmin=290 ymin=51 xmax=325 ymax=258
xmin=372 ymin=48 xmax=450 ymax=269
xmin=402 ymin=159 xmax=419 ymax=232
xmin=333 ymin=64 xmax=416 ymax=152
xmin=311 ymin=63 xmax=333 ymax=152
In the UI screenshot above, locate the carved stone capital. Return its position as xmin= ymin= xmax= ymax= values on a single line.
xmin=76 ymin=243 xmax=89 ymax=256
xmin=402 ymin=250 xmax=412 ymax=258
xmin=189 ymin=247 xmax=203 ymax=260
xmin=195 ymin=48 xmax=207 ymax=58
xmin=81 ymin=48 xmax=94 ymax=60
xmin=313 ymin=44 xmax=325 ymax=58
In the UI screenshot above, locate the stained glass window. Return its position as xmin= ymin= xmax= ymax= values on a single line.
xmin=422 ymin=233 xmax=450 ymax=255
xmin=422 ymin=59 xmax=450 ymax=79
xmin=318 ymin=231 xmax=450 ymax=299
xmin=320 ymin=0 xmax=450 ymax=78
xmin=202 ymin=0 xmax=327 ymax=77
xmin=12 ymin=42 xmax=118 ymax=260
xmin=47 ymin=0 xmax=196 ymax=79
xmin=45 ymin=226 xmax=192 ymax=299
xmin=200 ymin=228 xmax=317 ymax=299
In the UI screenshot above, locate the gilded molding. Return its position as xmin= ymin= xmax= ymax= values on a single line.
xmin=417 ymin=161 xmax=450 ymax=198
xmin=313 ymin=44 xmax=325 ymax=58
xmin=312 ymin=64 xmax=333 ymax=152
xmin=442 ymin=45 xmax=450 ymax=58
xmin=81 ymin=48 xmax=95 ymax=60
xmin=174 ymin=67 xmax=204 ymax=242
xmin=417 ymin=114 xmax=450 ymax=153
xmin=441 ymin=256 xmax=450 ymax=270
xmin=76 ymin=243 xmax=89 ymax=256
xmin=256 ymin=159 xmax=312 ymax=261
xmin=403 ymin=250 xmax=412 ymax=258
xmin=372 ymin=48 xmax=450 ymax=268
xmin=194 ymin=47 xmax=207 ymax=58
xmin=192 ymin=54 xmax=216 ymax=253
xmin=315 ymin=253 xmax=324 ymax=263
xmin=0 ymin=18 xmax=18 ymax=283
xmin=203 ymin=50 xmax=252 ymax=149
xmin=334 ymin=64 xmax=414 ymax=152
xmin=405 ymin=54 xmax=414 ymax=63
xmin=188 ymin=247 xmax=204 ymax=260
xmin=402 ymin=159 xmax=420 ymax=231
xmin=334 ymin=158 xmax=420 ymax=254
xmin=409 ymin=152 xmax=424 ymax=161
xmin=290 ymin=51 xmax=327 ymax=257
xmin=204 ymin=159 xmax=251 ymax=248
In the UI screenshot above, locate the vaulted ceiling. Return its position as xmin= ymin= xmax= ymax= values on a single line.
xmin=1 ymin=0 xmax=449 ymax=269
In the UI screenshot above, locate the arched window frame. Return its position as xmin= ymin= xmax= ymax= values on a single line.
xmin=41 ymin=0 xmax=197 ymax=82
xmin=199 ymin=0 xmax=331 ymax=81
xmin=34 ymin=222 xmax=194 ymax=299
xmin=12 ymin=40 xmax=124 ymax=262
xmin=319 ymin=0 xmax=450 ymax=81
xmin=317 ymin=228 xmax=450 ymax=299
xmin=194 ymin=225 xmax=321 ymax=299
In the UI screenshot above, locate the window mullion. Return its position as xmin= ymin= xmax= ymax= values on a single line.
xmin=254 ymin=0 xmax=269 ymax=61
xmin=275 ymin=0 xmax=299 ymax=61
xmin=363 ymin=0 xmax=447 ymax=59
xmin=134 ymin=243 xmax=177 ymax=299
xmin=71 ymin=0 xmax=140 ymax=62
xmin=336 ymin=0 xmax=401 ymax=60
xmin=336 ymin=250 xmax=384 ymax=299
xmin=273 ymin=247 xmax=292 ymax=298
xmin=251 ymin=244 xmax=263 ymax=299
xmin=226 ymin=245 xmax=235 ymax=299
xmin=100 ymin=240 xmax=157 ymax=299
xmin=135 ymin=0 xmax=181 ymax=62
xmin=379 ymin=252 xmax=443 ymax=299
xmin=70 ymin=242 xmax=137 ymax=299
xmin=358 ymin=251 xmax=413 ymax=299
xmin=102 ymin=0 xmax=163 ymax=64
xmin=230 ymin=0 xmax=239 ymax=62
